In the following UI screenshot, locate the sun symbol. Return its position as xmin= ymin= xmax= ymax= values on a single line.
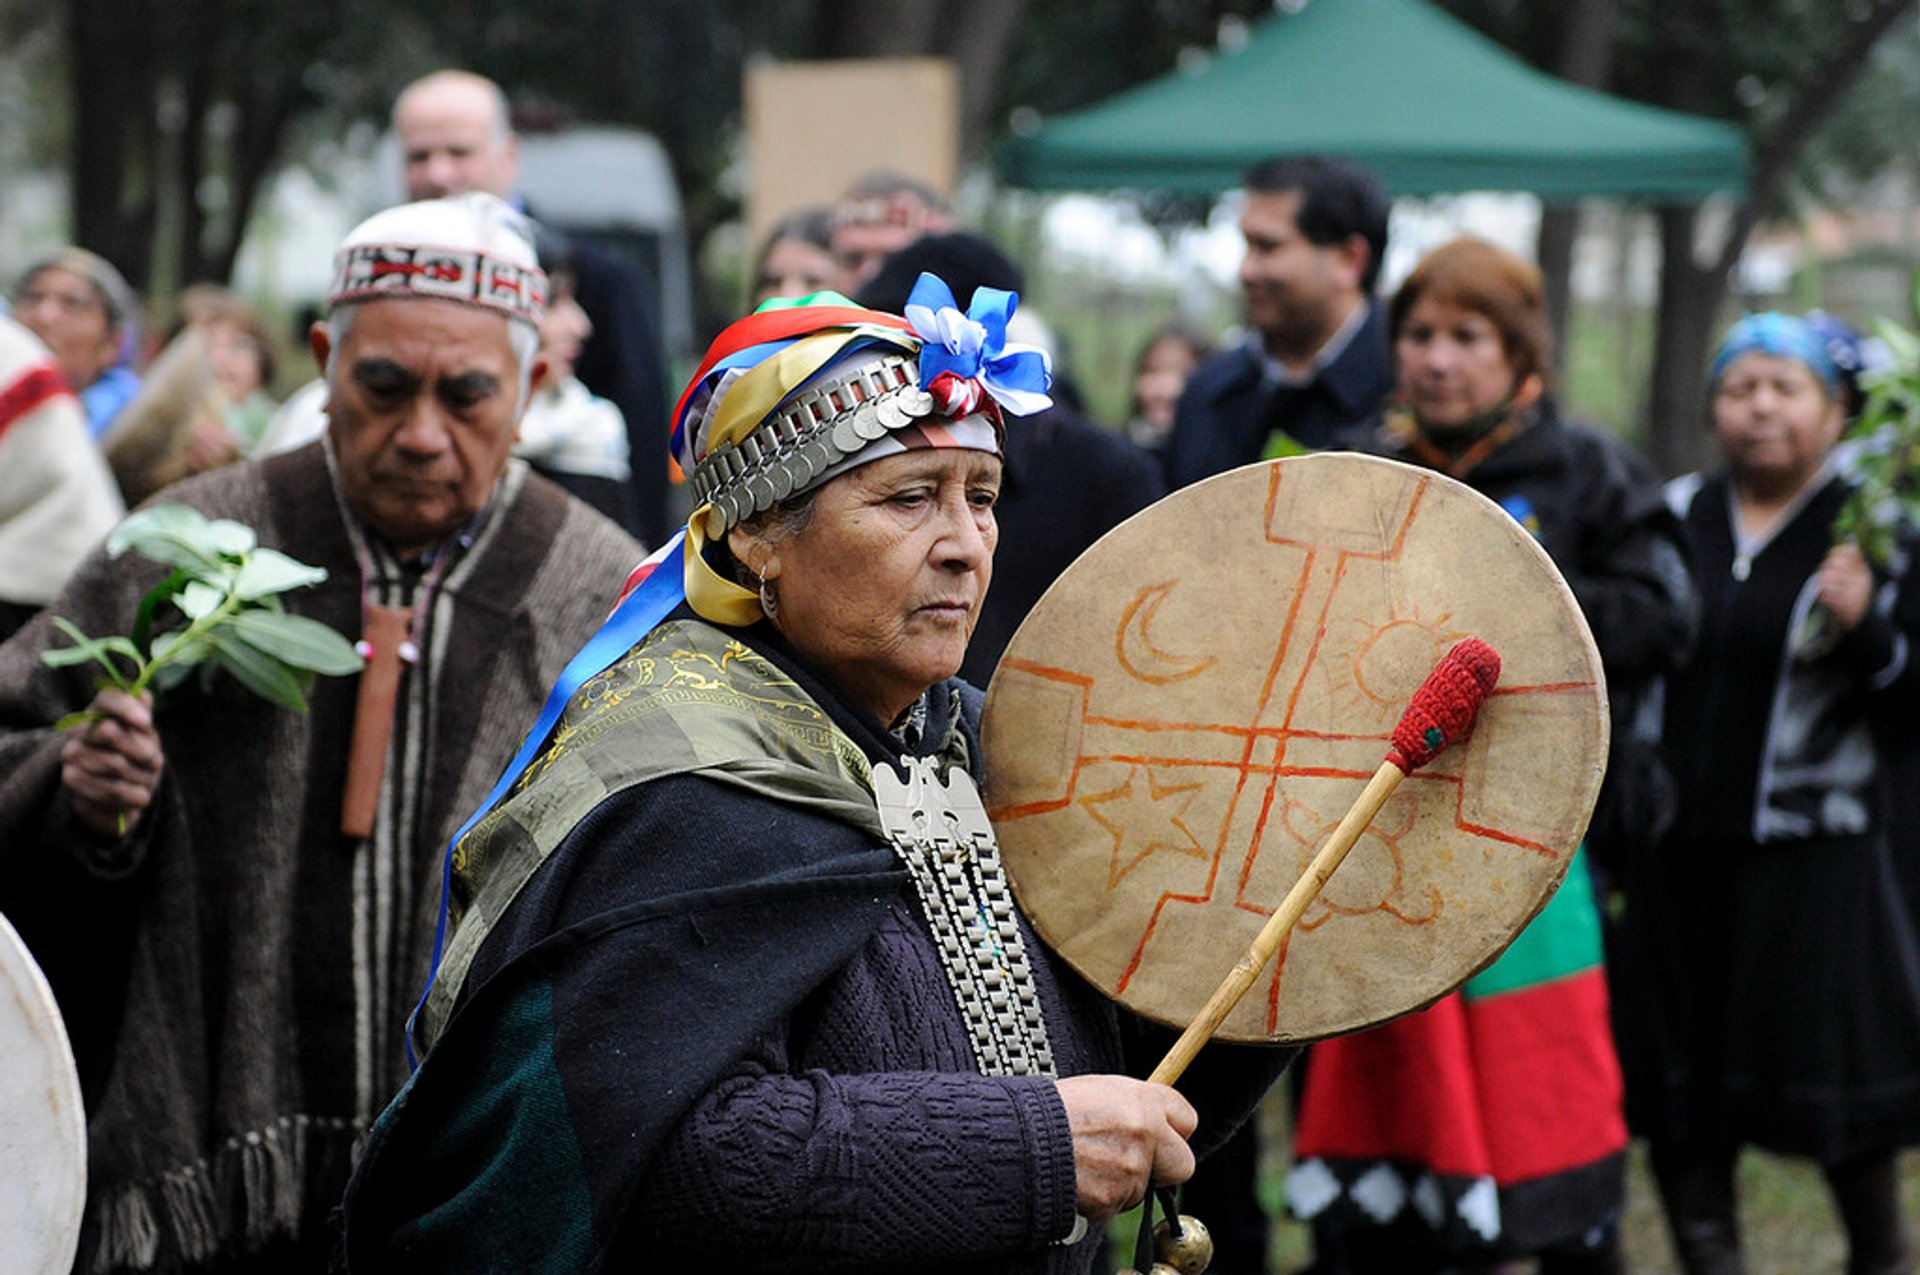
xmin=1275 ymin=793 xmax=1441 ymax=931
xmin=1313 ymin=608 xmax=1471 ymax=736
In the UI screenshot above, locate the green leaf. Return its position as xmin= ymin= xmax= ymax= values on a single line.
xmin=152 ymin=629 xmax=215 ymax=669
xmin=131 ymin=567 xmax=195 ymax=654
xmin=208 ymin=632 xmax=310 ymax=711
xmin=227 ymin=610 xmax=365 ymax=675
xmin=177 ymin=580 xmax=227 ymax=620
xmin=232 ymin=548 xmax=328 ymax=600
xmin=202 ymin=518 xmax=258 ymax=558
xmin=39 ymin=617 xmax=140 ymax=686
xmin=107 ymin=505 xmax=226 ymax=572
xmin=151 ymin=662 xmax=197 ymax=694
xmin=1873 ymin=318 xmax=1920 ymax=370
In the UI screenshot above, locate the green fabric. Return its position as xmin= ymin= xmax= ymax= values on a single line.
xmin=1463 ymin=845 xmax=1603 ymax=1001
xmin=418 ymin=618 xmax=883 ymax=1052
xmin=997 ymin=0 xmax=1745 ymax=199
xmin=1260 ymin=430 xmax=1312 ymax=460
xmin=398 ymin=979 xmax=598 ymax=1270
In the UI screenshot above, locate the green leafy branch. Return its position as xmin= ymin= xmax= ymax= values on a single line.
xmin=1835 ymin=300 xmax=1920 ymax=573
xmin=40 ymin=504 xmax=364 ymax=728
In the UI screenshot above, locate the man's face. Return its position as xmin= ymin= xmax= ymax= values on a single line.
xmin=312 ymin=300 xmax=531 ymax=555
xmin=830 ymin=221 xmax=919 ymax=294
xmin=1237 ymin=189 xmax=1365 ymax=360
xmin=394 ymin=83 xmax=517 ymax=200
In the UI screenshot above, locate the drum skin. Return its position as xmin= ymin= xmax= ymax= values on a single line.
xmin=0 ymin=910 xmax=85 ymax=1273
xmin=982 ymin=454 xmax=1608 ymax=1044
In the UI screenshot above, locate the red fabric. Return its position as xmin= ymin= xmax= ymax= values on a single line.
xmin=668 ymin=305 xmax=914 ymax=431
xmin=1296 ymin=968 xmax=1624 ymax=1187
xmin=0 ymin=363 xmax=73 ymax=442
xmin=1471 ymin=971 xmax=1626 ymax=1183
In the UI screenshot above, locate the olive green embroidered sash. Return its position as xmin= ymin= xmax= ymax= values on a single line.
xmin=416 ymin=619 xmax=892 ymax=1054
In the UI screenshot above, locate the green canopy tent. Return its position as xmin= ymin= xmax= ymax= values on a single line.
xmin=997 ymin=0 xmax=1747 ymax=200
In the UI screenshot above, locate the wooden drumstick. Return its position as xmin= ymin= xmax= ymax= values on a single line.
xmin=1148 ymin=637 xmax=1502 ymax=1086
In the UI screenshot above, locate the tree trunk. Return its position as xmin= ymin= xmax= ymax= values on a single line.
xmin=1534 ymin=0 xmax=1618 ymax=367
xmin=1647 ymin=205 xmax=1728 ymax=477
xmin=943 ymin=0 xmax=1031 ymax=159
xmin=67 ymin=0 xmax=158 ymax=285
xmin=812 ymin=0 xmax=943 ymax=58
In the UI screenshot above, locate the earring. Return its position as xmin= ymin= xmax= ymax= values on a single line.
xmin=757 ymin=566 xmax=780 ymax=621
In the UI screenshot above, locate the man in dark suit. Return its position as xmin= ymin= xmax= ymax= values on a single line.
xmin=1163 ymin=156 xmax=1394 ymax=490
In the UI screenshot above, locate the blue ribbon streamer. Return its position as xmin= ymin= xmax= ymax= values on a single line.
xmin=406 ymin=530 xmax=691 ymax=1066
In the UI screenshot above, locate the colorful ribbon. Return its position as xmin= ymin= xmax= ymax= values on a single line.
xmin=903 ymin=273 xmax=1053 ymax=417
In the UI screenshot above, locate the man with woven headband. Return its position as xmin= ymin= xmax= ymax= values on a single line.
xmin=0 ymin=192 xmax=640 ymax=1272
xmin=337 ymin=278 xmax=1292 ymax=1273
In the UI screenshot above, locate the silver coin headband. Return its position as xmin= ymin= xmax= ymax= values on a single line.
xmin=690 ymin=351 xmax=943 ymax=536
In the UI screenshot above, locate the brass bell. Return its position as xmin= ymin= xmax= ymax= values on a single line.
xmin=1152 ymin=1213 xmax=1213 ymax=1275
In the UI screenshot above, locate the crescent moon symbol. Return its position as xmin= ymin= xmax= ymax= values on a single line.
xmin=1116 ymin=581 xmax=1217 ymax=685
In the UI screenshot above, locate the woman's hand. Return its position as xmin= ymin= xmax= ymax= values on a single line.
xmin=61 ymin=689 xmax=165 ymax=838
xmin=1817 ymin=542 xmax=1873 ymax=633
xmin=1056 ymin=1074 xmax=1198 ymax=1223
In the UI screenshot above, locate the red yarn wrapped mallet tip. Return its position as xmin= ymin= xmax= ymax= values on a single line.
xmin=1385 ymin=637 xmax=1502 ymax=775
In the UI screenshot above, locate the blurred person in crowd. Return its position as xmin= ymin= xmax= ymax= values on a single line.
xmin=170 ymin=284 xmax=280 ymax=452
xmin=392 ymin=68 xmax=670 ymax=544
xmin=98 ymin=325 xmax=241 ymax=506
xmin=11 ymin=247 xmax=143 ymax=439
xmin=1123 ymin=325 xmax=1213 ymax=453
xmin=1611 ymin=312 xmax=1920 ymax=1275
xmin=337 ymin=276 xmax=1286 ymax=1275
xmin=1161 ymin=156 xmax=1392 ymax=489
xmin=857 ymin=231 xmax=1164 ymax=687
xmin=0 ymin=193 xmax=642 ymax=1273
xmin=831 ymin=168 xmax=955 ymax=294
xmin=1291 ymin=237 xmax=1694 ymax=1274
xmin=749 ymin=205 xmax=840 ymax=308
xmin=0 ymin=314 xmax=123 ymax=642
xmin=515 ymin=222 xmax=637 ymax=533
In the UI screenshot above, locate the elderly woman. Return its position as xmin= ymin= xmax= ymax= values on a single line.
xmin=1290 ymin=237 xmax=1694 ymax=1275
xmin=338 ymin=279 xmax=1288 ymax=1273
xmin=11 ymin=247 xmax=142 ymax=438
xmin=1611 ymin=313 xmax=1920 ymax=1275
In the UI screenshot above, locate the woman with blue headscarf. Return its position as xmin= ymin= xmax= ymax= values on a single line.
xmin=1611 ymin=313 xmax=1920 ymax=1274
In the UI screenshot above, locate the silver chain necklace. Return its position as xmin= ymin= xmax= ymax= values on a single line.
xmin=874 ymin=755 xmax=1055 ymax=1078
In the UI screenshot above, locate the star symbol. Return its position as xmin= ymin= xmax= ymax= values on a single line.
xmin=1079 ymin=765 xmax=1207 ymax=887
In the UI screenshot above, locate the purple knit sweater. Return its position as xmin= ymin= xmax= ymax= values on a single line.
xmin=634 ymin=895 xmax=1100 ymax=1272
xmin=447 ymin=645 xmax=1292 ymax=1273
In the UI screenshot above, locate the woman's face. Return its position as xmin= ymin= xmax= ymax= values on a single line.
xmin=1133 ymin=337 xmax=1198 ymax=437
xmin=1394 ymin=296 xmax=1518 ymax=430
xmin=753 ymin=237 xmax=841 ymax=308
xmin=1711 ymin=351 xmax=1843 ymax=491
xmin=204 ymin=318 xmax=265 ymax=401
xmin=13 ymin=266 xmax=119 ymax=391
xmin=537 ymin=276 xmax=593 ymax=383
xmin=743 ymin=446 xmax=1000 ymax=724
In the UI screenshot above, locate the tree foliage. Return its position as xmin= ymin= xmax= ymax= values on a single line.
xmin=19 ymin=0 xmax=1920 ymax=463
